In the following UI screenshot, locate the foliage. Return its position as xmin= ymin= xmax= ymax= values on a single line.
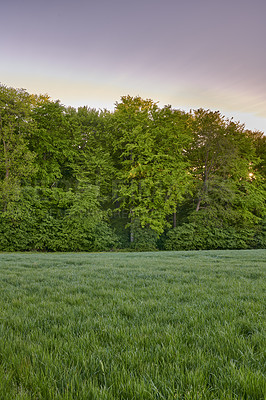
xmin=0 ymin=84 xmax=265 ymax=251
xmin=0 ymin=184 xmax=117 ymax=252
xmin=0 ymin=85 xmax=36 ymax=208
xmin=128 ymin=219 xmax=159 ymax=251
xmin=110 ymin=96 xmax=193 ymax=235
xmin=30 ymin=99 xmax=79 ymax=187
xmin=163 ymin=222 xmax=263 ymax=251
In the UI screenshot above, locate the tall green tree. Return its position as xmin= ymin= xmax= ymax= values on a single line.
xmin=29 ymin=99 xmax=79 ymax=187
xmin=110 ymin=96 xmax=193 ymax=240
xmin=72 ymin=106 xmax=115 ymax=202
xmin=0 ymin=84 xmax=36 ymax=210
xmin=247 ymin=130 xmax=266 ymax=177
xmin=187 ymin=109 xmax=265 ymax=228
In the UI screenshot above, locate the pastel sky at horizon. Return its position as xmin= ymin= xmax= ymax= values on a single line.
xmin=1 ymin=0 xmax=266 ymax=133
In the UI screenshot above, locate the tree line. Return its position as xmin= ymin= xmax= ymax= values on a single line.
xmin=0 ymin=84 xmax=265 ymax=251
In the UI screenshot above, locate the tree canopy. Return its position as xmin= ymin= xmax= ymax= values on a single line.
xmin=0 ymin=83 xmax=265 ymax=251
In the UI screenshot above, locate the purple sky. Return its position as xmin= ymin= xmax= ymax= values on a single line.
xmin=1 ymin=0 xmax=266 ymax=132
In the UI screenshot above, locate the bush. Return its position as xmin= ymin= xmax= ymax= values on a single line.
xmin=90 ymin=222 xmax=119 ymax=251
xmin=0 ymin=186 xmax=118 ymax=252
xmin=163 ymin=223 xmax=263 ymax=251
xmin=129 ymin=222 xmax=159 ymax=251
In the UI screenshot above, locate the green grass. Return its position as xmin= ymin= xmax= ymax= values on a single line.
xmin=0 ymin=250 xmax=265 ymax=399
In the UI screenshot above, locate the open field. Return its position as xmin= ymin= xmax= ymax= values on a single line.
xmin=0 ymin=250 xmax=265 ymax=399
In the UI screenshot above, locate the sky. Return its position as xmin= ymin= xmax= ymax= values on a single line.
xmin=1 ymin=0 xmax=266 ymax=133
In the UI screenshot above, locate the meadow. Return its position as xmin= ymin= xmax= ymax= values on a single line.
xmin=0 ymin=250 xmax=265 ymax=399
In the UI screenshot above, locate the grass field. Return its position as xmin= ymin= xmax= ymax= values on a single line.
xmin=0 ymin=250 xmax=265 ymax=400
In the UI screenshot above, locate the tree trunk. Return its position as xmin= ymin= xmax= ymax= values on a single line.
xmin=196 ymin=198 xmax=201 ymax=212
xmin=173 ymin=212 xmax=176 ymax=228
xmin=130 ymin=209 xmax=134 ymax=243
xmin=2 ymin=139 xmax=10 ymax=179
xmin=130 ymin=230 xmax=134 ymax=243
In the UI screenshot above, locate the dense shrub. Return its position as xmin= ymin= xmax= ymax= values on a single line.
xmin=0 ymin=186 xmax=118 ymax=252
xmin=163 ymin=223 xmax=264 ymax=251
xmin=130 ymin=227 xmax=158 ymax=251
